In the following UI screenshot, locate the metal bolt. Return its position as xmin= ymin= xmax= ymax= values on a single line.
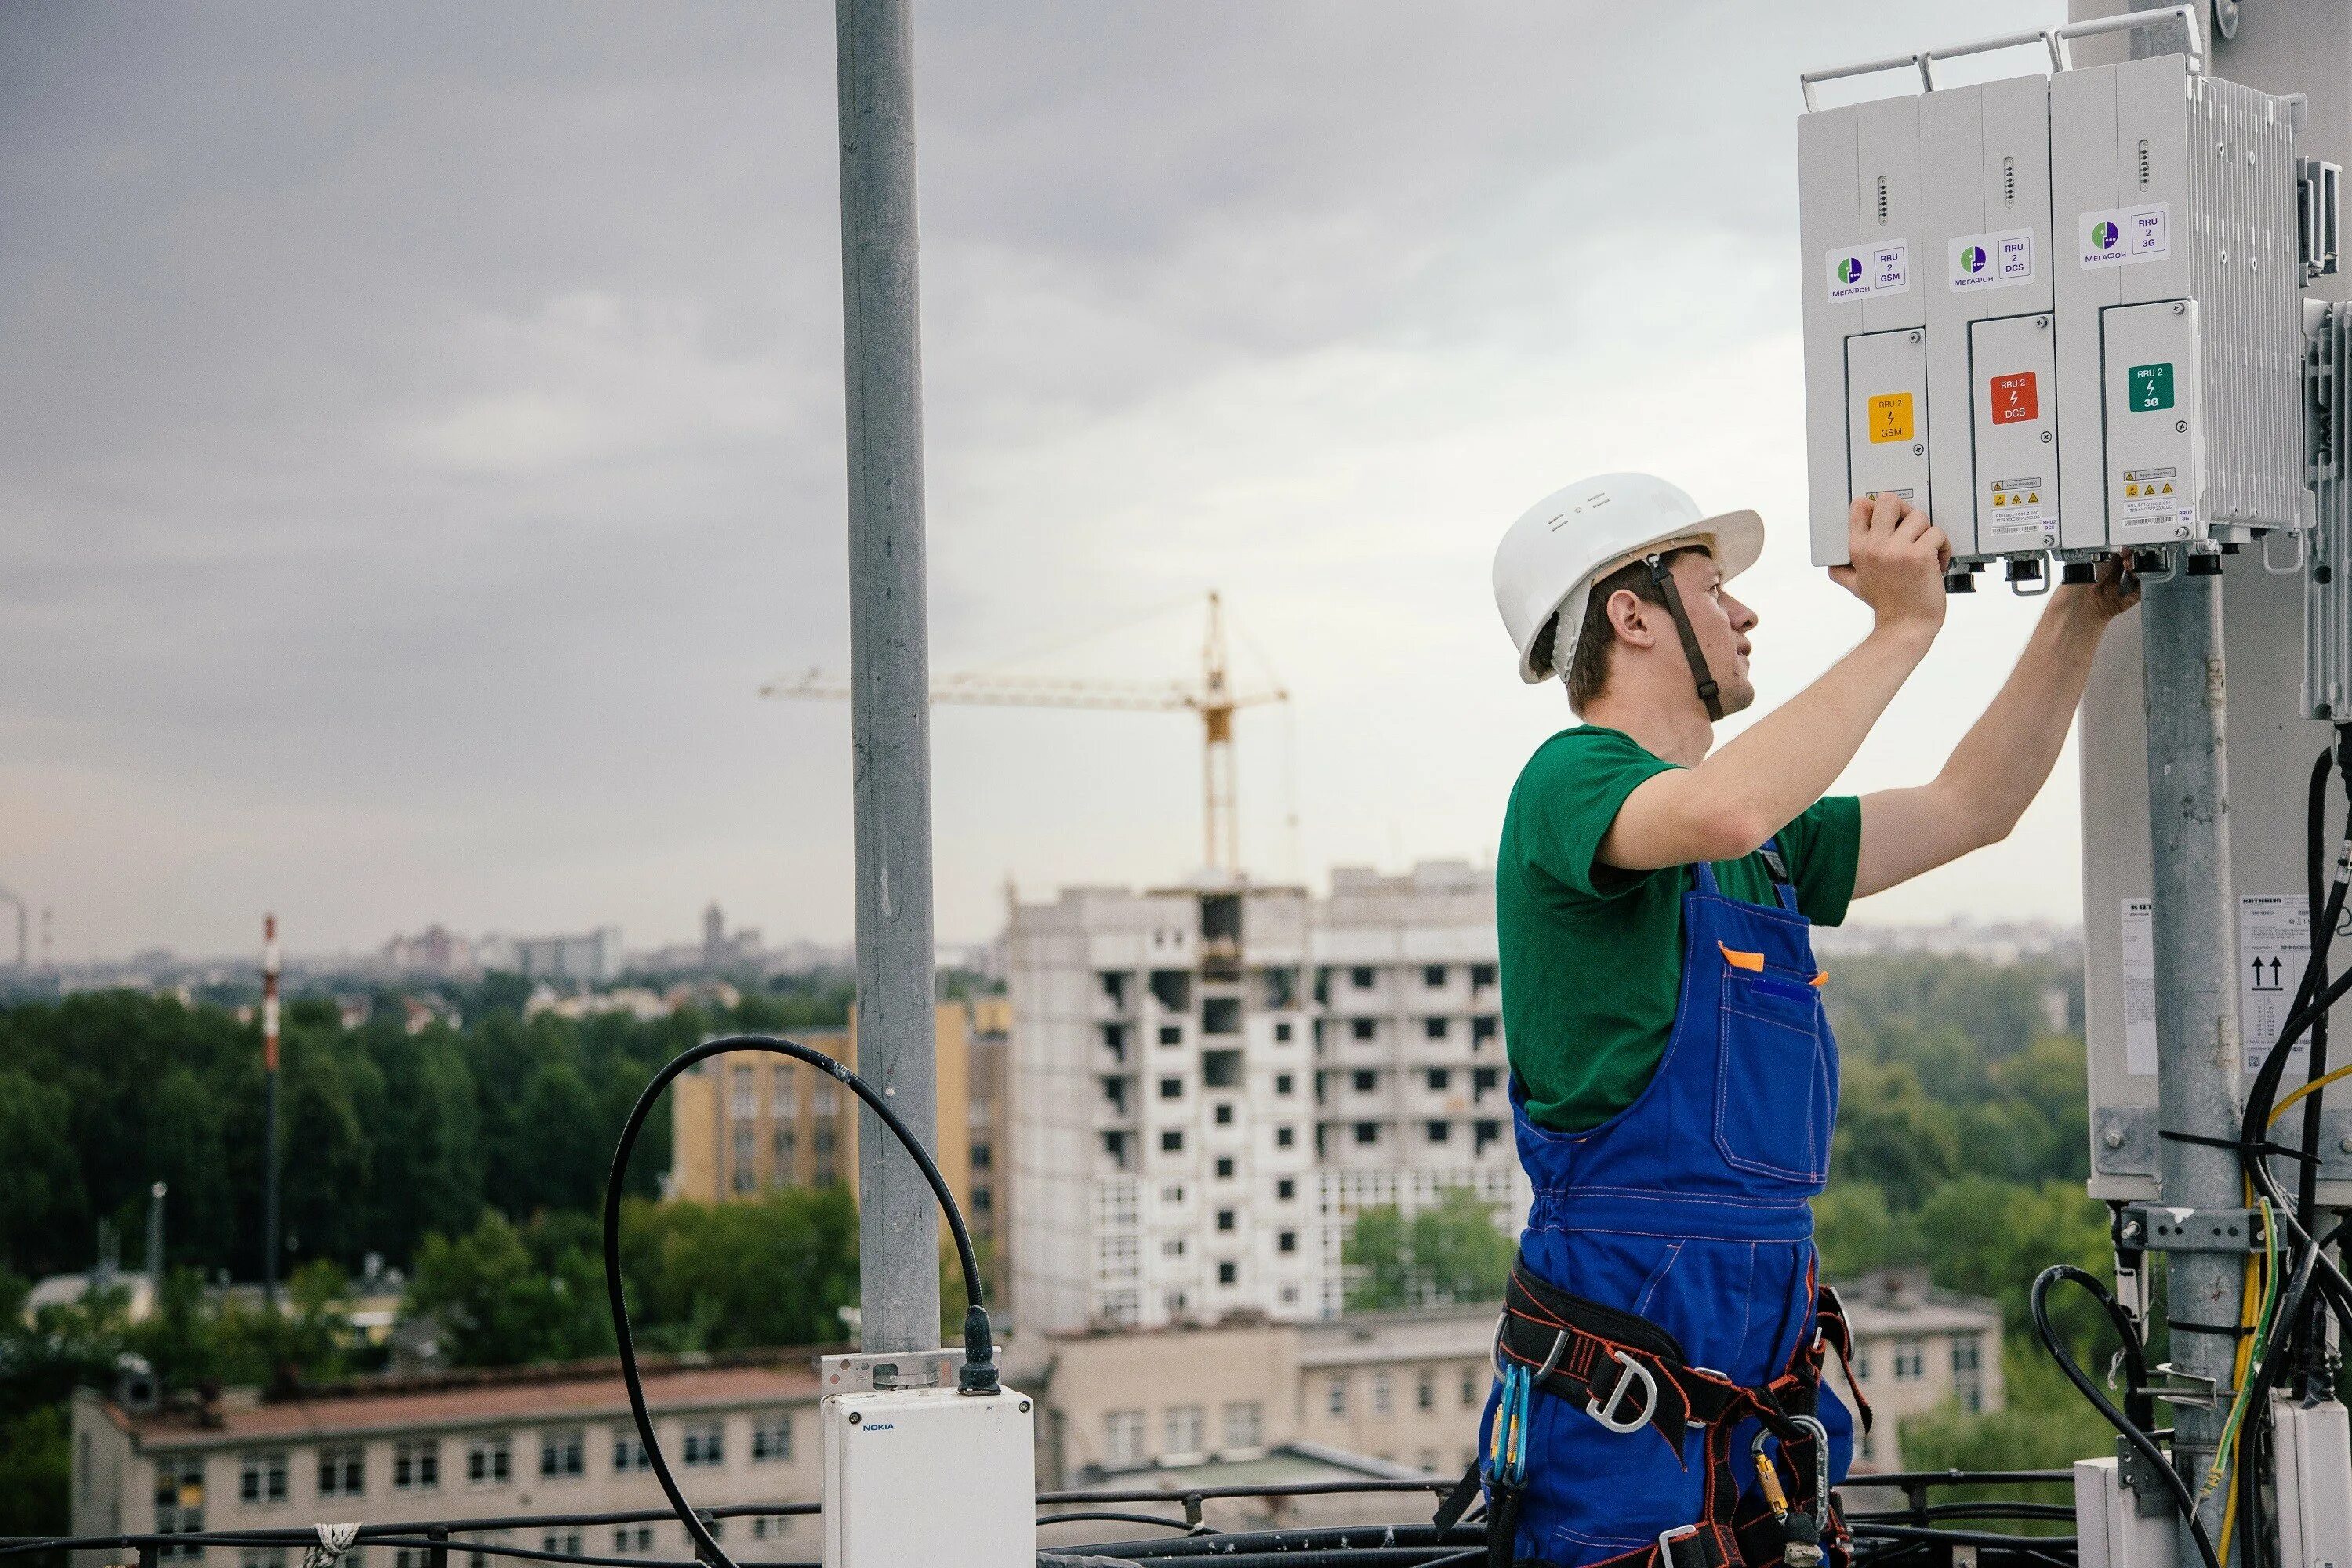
xmin=2176 ymin=419 xmax=2190 ymax=433
xmin=2122 ymin=1218 xmax=2145 ymax=1241
xmin=2037 ymin=315 xmax=2051 ymax=329
xmin=1019 ymin=1399 xmax=1033 ymax=1414
xmin=2104 ymin=1129 xmax=2126 ymax=1149
xmin=1908 ymin=330 xmax=1922 ymax=344
xmin=2340 ymin=1136 xmax=2352 ymax=1155
xmin=2174 ymin=302 xmax=2187 ymax=315
xmin=2176 ymin=525 xmax=2190 ymax=538
xmin=2041 ymin=430 xmax=2053 ymax=444
xmin=848 ymin=1410 xmax=862 ymax=1425
xmin=1911 ymin=442 xmax=1925 ymax=456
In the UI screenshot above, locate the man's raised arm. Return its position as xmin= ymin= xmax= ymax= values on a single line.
xmin=1599 ymin=493 xmax=1949 ymax=872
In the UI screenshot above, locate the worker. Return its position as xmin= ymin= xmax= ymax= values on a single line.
xmin=1453 ymin=475 xmax=2138 ymax=1568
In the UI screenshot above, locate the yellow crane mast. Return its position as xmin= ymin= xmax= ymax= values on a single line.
xmin=760 ymin=591 xmax=1287 ymax=876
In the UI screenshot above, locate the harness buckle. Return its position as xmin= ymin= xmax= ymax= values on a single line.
xmin=1587 ymin=1348 xmax=1661 ymax=1434
xmin=1657 ymin=1523 xmax=1704 ymax=1568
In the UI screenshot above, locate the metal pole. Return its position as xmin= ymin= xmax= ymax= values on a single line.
xmin=262 ymin=913 xmax=281 ymax=1312
xmin=835 ymin=0 xmax=942 ymax=1352
xmin=2140 ymin=567 xmax=2242 ymax=1545
xmin=146 ymin=1182 xmax=166 ymax=1296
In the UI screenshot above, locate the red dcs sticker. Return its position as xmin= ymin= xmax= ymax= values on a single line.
xmin=1989 ymin=371 xmax=2039 ymax=425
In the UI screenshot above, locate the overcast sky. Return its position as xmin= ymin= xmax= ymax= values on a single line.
xmin=2 ymin=0 xmax=2085 ymax=964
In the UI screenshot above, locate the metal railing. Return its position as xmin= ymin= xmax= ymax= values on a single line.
xmin=1 ymin=1468 xmax=2079 ymax=1568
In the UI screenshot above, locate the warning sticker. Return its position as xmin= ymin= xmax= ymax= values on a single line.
xmin=1983 ymin=474 xmax=2048 ymax=543
xmin=1826 ymin=242 xmax=1911 ymax=303
xmin=2079 ymin=202 xmax=2171 ymax=268
xmin=2118 ymin=466 xmax=2189 ymax=528
xmin=1987 ymin=371 xmax=2039 ymax=425
xmin=1867 ymin=392 xmax=1915 ymax=445
xmin=1948 ymin=229 xmax=2035 ymax=292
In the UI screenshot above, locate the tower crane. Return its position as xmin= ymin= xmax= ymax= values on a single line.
xmin=760 ymin=591 xmax=1287 ymax=876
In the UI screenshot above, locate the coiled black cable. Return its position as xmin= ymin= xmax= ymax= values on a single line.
xmin=601 ymin=1034 xmax=996 ymax=1568
xmin=2031 ymin=1265 xmax=2220 ymax=1568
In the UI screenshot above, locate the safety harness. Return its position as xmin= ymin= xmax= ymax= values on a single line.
xmin=1644 ymin=552 xmax=1724 ymax=723
xmin=1435 ymin=1258 xmax=1873 ymax=1568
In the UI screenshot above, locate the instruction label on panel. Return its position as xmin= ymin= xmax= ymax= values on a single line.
xmin=2078 ymin=203 xmax=2171 ymax=268
xmin=1825 ymin=242 xmax=1911 ymax=302
xmin=2122 ymin=899 xmax=2158 ymax=1075
xmin=2241 ymin=895 xmax=2311 ymax=1076
xmin=2121 ymin=897 xmax=2321 ymax=1077
xmin=1948 ymin=230 xmax=2035 ymax=292
xmin=2118 ymin=466 xmax=2192 ymax=531
xmin=1983 ymin=474 xmax=2048 ymax=543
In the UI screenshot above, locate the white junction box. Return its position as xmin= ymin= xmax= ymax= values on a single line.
xmin=2074 ymin=1457 xmax=2176 ymax=1568
xmin=2050 ymin=48 xmax=2306 ymax=551
xmin=1923 ymin=72 xmax=2061 ymax=562
xmin=821 ymin=1367 xmax=1036 ymax=1568
xmin=2273 ymin=1397 xmax=2352 ymax=1568
xmin=1799 ymin=90 xmax=1927 ymax=566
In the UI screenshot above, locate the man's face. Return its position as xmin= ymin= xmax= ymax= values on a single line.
xmin=1669 ymin=550 xmax=1759 ymax=716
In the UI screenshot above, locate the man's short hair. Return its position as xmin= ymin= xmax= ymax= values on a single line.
xmin=1562 ymin=545 xmax=1708 ymax=713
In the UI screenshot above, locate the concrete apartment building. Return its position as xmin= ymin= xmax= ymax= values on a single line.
xmin=1009 ymin=861 xmax=1530 ymax=1333
xmin=71 ymin=1356 xmax=826 ymax=1568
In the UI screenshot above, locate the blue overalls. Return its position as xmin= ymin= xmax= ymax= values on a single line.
xmin=1472 ymin=848 xmax=1857 ymax=1568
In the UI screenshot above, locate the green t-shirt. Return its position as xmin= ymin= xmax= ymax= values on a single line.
xmin=1497 ymin=726 xmax=1863 ymax=1133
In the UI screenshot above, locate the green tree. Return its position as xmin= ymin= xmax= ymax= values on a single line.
xmin=1831 ymin=1058 xmax=1961 ymax=1209
xmin=1343 ymin=1189 xmax=1512 ymax=1311
xmin=405 ymin=1212 xmax=612 ymax=1367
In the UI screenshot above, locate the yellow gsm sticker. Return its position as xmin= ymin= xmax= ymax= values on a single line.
xmin=1868 ymin=393 xmax=1915 ymax=445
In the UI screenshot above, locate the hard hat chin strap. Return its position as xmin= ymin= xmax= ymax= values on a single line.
xmin=1645 ymin=554 xmax=1724 ymax=723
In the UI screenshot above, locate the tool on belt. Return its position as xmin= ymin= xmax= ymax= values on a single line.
xmin=1436 ymin=1259 xmax=1872 ymax=1568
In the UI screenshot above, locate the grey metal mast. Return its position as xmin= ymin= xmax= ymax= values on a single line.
xmin=834 ymin=0 xmax=942 ymax=1353
xmin=2138 ymin=564 xmax=2241 ymax=1541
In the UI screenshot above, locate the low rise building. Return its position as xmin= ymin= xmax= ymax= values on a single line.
xmin=71 ymin=1355 xmax=826 ymax=1568
xmin=1013 ymin=1305 xmax=1495 ymax=1501
xmin=1822 ymin=1267 xmax=2006 ymax=1473
xmin=665 ymin=1002 xmax=989 ymax=1265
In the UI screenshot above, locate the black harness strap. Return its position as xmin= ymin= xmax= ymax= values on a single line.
xmin=1646 ymin=552 xmax=1724 ymax=723
xmin=1453 ymin=1258 xmax=1857 ymax=1568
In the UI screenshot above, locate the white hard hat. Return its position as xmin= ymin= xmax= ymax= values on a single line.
xmin=1491 ymin=473 xmax=1765 ymax=684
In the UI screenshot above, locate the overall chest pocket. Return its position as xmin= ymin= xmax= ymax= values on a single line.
xmin=1712 ymin=967 xmax=1834 ymax=1187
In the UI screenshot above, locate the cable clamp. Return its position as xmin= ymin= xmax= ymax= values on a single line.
xmin=2116 ymin=1203 xmax=2268 ymax=1254
xmin=2144 ymin=1361 xmax=2227 ymax=1409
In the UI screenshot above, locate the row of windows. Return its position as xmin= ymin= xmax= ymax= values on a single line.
xmin=1102 ymin=1400 xmax=1265 ymax=1467
xmin=1319 ymin=1364 xmax=1487 ymax=1419
xmin=727 ymin=1063 xmax=840 ymax=1120
xmin=1852 ymin=1334 xmax=1986 ymax=1384
xmin=1335 ymin=1066 xmax=1504 ymax=1094
xmin=216 ymin=1415 xmax=796 ymax=1508
xmin=1333 ymin=1120 xmax=1506 ymax=1149
xmin=1145 ymin=1124 xmax=1301 ymax=1154
xmin=1328 ymin=1015 xmax=1501 ymax=1042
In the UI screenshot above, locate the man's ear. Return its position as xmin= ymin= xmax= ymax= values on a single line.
xmin=1604 ymin=586 xmax=1658 ymax=650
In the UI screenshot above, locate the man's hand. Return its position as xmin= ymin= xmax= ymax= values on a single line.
xmin=1829 ymin=492 xmax=1950 ymax=643
xmin=2056 ymin=553 xmax=2142 ymax=624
